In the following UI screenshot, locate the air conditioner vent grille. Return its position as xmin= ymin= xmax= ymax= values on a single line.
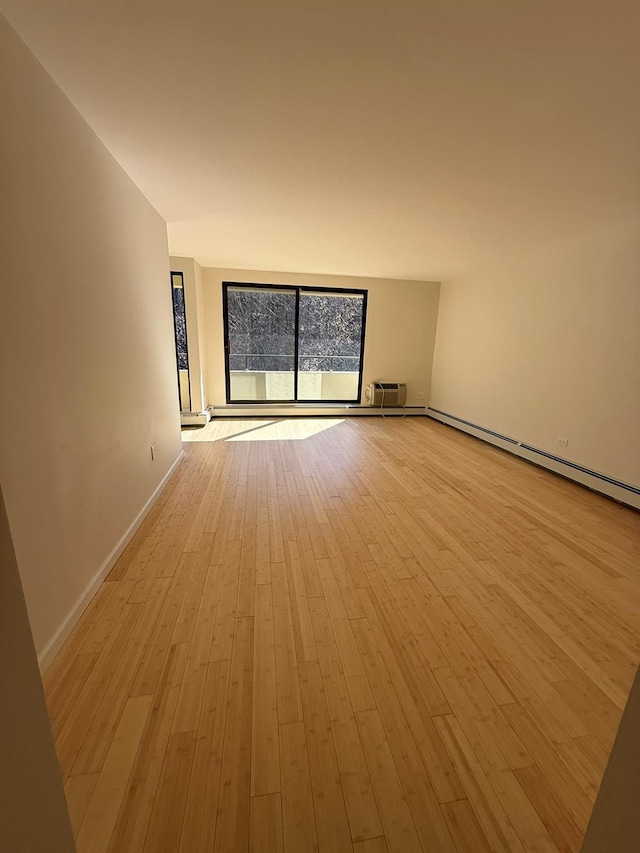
xmin=366 ymin=381 xmax=407 ymax=407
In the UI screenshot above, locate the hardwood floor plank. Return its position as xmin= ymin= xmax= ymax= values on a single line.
xmin=514 ymin=764 xmax=584 ymax=853
xmin=143 ymin=730 xmax=197 ymax=853
xmin=352 ymin=838 xmax=389 ymax=853
xmin=308 ymin=596 xmax=383 ymax=843
xmin=130 ymin=564 xmax=191 ymax=696
xmin=78 ymin=579 xmax=139 ymax=656
xmin=279 ymin=720 xmax=318 ymax=853
xmin=171 ymin=534 xmax=213 ymax=645
xmin=442 ymin=799 xmax=493 ymax=853
xmin=354 ymin=709 xmax=422 ymax=853
xmin=55 ymin=602 xmax=143 ymax=777
xmin=64 ymin=773 xmax=99 ymax=839
xmin=209 ymin=547 xmax=242 ymax=661
xmin=434 ymin=714 xmax=526 ymax=853
xmin=73 ymin=577 xmax=170 ymax=774
xmin=76 ymin=694 xmax=152 ymax=853
xmin=252 ymin=583 xmax=281 ymax=796
xmin=48 ymin=652 xmax=99 ymax=739
xmin=299 ymin=660 xmax=352 ymax=853
xmin=250 ymin=792 xmax=284 ymax=853
xmin=172 ymin=554 xmax=220 ymax=734
xmin=286 ymin=541 xmax=319 ymax=663
xmin=255 ymin=503 xmax=272 ymax=586
xmin=43 ymin=583 xmax=117 ymax=694
xmin=433 ymin=666 xmax=533 ymax=773
xmin=352 ymin=601 xmax=465 ymax=807
xmin=179 ymin=659 xmax=231 ymax=853
xmin=214 ymin=615 xmax=254 ymax=853
xmin=501 ymin=701 xmax=598 ymax=830
xmin=271 ymin=561 xmax=304 ymax=725
xmin=107 ymin=642 xmax=189 ymax=853
xmin=351 ymin=617 xmax=457 ymax=851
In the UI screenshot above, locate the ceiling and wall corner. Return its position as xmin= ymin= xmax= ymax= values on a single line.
xmin=0 ymin=0 xmax=637 ymax=282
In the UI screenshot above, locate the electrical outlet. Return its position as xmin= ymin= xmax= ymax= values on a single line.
xmin=557 ymin=437 xmax=568 ymax=447
xmin=417 ymin=391 xmax=425 ymax=400
xmin=150 ymin=444 xmax=157 ymax=460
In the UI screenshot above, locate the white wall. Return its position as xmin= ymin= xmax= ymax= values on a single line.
xmin=581 ymin=664 xmax=640 ymax=853
xmin=193 ymin=259 xmax=208 ymax=407
xmin=201 ymin=267 xmax=441 ymax=407
xmin=0 ymin=15 xmax=182 ymax=663
xmin=0 ymin=485 xmax=75 ymax=853
xmin=430 ymin=221 xmax=640 ymax=487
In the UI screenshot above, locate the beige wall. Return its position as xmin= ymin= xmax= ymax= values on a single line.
xmin=581 ymin=664 xmax=640 ymax=852
xmin=193 ymin=259 xmax=208 ymax=409
xmin=0 ymin=15 xmax=182 ymax=662
xmin=0 ymin=485 xmax=76 ymax=852
xmin=201 ymin=268 xmax=441 ymax=407
xmin=430 ymin=222 xmax=640 ymax=487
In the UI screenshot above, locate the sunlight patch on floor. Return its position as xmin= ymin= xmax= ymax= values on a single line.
xmin=182 ymin=418 xmax=345 ymax=442
xmin=227 ymin=418 xmax=345 ymax=441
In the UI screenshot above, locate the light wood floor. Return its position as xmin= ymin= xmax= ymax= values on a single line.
xmin=43 ymin=417 xmax=640 ymax=853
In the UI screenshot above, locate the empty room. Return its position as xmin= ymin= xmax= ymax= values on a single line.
xmin=1 ymin=2 xmax=639 ymax=853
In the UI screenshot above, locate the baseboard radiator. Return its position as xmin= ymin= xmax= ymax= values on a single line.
xmin=207 ymin=404 xmax=425 ymax=418
xmin=427 ymin=407 xmax=640 ymax=510
xmin=181 ymin=410 xmax=211 ymax=426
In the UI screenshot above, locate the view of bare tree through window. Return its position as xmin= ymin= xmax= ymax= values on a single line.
xmin=298 ymin=293 xmax=364 ymax=373
xmin=224 ymin=284 xmax=366 ymax=402
xmin=171 ymin=281 xmax=189 ymax=370
xmin=171 ymin=272 xmax=191 ymax=410
xmin=228 ymin=289 xmax=296 ymax=373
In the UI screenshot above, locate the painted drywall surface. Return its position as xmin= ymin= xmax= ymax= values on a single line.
xmin=581 ymin=664 xmax=640 ymax=852
xmin=430 ymin=221 xmax=640 ymax=486
xmin=194 ymin=258 xmax=208 ymax=410
xmin=0 ymin=15 xmax=182 ymax=658
xmin=0 ymin=485 xmax=76 ymax=853
xmin=201 ymin=268 xmax=440 ymax=407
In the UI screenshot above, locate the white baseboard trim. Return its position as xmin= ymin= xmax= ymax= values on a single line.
xmin=427 ymin=407 xmax=640 ymax=510
xmin=38 ymin=450 xmax=185 ymax=672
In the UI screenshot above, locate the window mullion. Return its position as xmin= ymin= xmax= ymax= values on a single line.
xmin=293 ymin=287 xmax=300 ymax=402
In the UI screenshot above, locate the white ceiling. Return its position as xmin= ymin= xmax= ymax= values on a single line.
xmin=1 ymin=0 xmax=638 ymax=281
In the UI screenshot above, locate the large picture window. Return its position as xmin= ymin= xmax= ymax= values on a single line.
xmin=223 ymin=283 xmax=367 ymax=403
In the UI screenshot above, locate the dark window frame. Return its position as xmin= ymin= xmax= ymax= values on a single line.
xmin=222 ymin=282 xmax=368 ymax=405
xmin=170 ymin=271 xmax=191 ymax=411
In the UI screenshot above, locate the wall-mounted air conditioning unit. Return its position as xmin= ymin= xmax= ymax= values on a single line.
xmin=366 ymin=381 xmax=407 ymax=407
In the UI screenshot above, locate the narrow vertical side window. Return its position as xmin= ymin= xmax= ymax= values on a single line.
xmin=171 ymin=272 xmax=191 ymax=411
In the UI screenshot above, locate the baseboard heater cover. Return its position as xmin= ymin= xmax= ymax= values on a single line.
xmin=180 ymin=410 xmax=211 ymax=426
xmin=429 ymin=407 xmax=519 ymax=444
xmin=208 ymin=404 xmax=426 ymax=418
xmin=427 ymin=407 xmax=639 ymax=510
